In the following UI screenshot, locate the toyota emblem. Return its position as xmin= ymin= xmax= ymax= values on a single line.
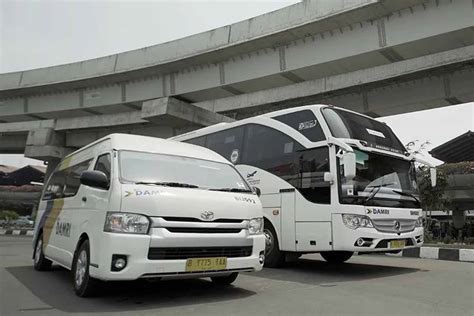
xmin=201 ymin=211 xmax=214 ymax=221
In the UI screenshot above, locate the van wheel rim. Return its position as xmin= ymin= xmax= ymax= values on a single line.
xmin=34 ymin=239 xmax=42 ymax=264
xmin=75 ymin=250 xmax=87 ymax=287
xmin=264 ymin=229 xmax=274 ymax=254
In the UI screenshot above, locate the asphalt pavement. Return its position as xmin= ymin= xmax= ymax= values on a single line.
xmin=1 ymin=236 xmax=473 ymax=316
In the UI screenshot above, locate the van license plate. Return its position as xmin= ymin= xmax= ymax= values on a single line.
xmin=185 ymin=257 xmax=227 ymax=272
xmin=390 ymin=240 xmax=406 ymax=248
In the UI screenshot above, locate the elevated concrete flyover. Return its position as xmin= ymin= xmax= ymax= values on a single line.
xmin=0 ymin=0 xmax=473 ymax=166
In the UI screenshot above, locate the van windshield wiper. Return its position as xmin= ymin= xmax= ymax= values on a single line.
xmin=364 ymin=182 xmax=395 ymax=205
xmin=392 ymin=189 xmax=420 ymax=204
xmin=134 ymin=181 xmax=199 ymax=188
xmin=209 ymin=188 xmax=252 ymax=193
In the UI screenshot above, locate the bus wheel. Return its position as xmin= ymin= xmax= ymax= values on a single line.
xmin=211 ymin=272 xmax=238 ymax=285
xmin=263 ymin=223 xmax=285 ymax=268
xmin=320 ymin=251 xmax=353 ymax=263
xmin=72 ymin=240 xmax=99 ymax=297
xmin=33 ymin=233 xmax=52 ymax=271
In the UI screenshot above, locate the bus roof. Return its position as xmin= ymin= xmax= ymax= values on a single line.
xmin=64 ymin=133 xmax=230 ymax=164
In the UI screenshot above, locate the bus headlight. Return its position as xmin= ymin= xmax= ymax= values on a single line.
xmin=415 ymin=217 xmax=423 ymax=227
xmin=104 ymin=212 xmax=150 ymax=234
xmin=248 ymin=218 xmax=263 ymax=235
xmin=342 ymin=214 xmax=373 ymax=229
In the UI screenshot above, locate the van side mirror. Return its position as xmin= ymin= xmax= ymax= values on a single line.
xmin=253 ymin=186 xmax=261 ymax=197
xmin=80 ymin=170 xmax=109 ymax=190
xmin=430 ymin=167 xmax=437 ymax=187
xmin=342 ymin=152 xmax=356 ymax=180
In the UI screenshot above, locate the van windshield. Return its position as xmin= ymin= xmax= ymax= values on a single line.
xmin=119 ymin=150 xmax=250 ymax=191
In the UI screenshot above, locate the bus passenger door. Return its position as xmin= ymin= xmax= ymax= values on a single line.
xmin=280 ymin=190 xmax=296 ymax=251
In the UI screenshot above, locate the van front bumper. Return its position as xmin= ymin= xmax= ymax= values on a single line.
xmin=91 ymin=230 xmax=265 ymax=281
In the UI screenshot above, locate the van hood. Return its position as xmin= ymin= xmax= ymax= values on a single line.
xmin=120 ymin=184 xmax=262 ymax=220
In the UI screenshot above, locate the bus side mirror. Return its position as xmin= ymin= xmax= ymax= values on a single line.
xmin=430 ymin=168 xmax=437 ymax=187
xmin=80 ymin=170 xmax=109 ymax=190
xmin=342 ymin=152 xmax=356 ymax=180
xmin=253 ymin=187 xmax=261 ymax=197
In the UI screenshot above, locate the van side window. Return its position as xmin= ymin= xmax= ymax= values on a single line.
xmin=273 ymin=110 xmax=326 ymax=142
xmin=206 ymin=127 xmax=244 ymax=164
xmin=94 ymin=154 xmax=111 ymax=184
xmin=63 ymin=159 xmax=93 ymax=198
xmin=43 ymin=159 xmax=92 ymax=200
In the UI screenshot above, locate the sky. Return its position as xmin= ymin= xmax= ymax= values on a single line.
xmin=0 ymin=0 xmax=473 ymax=168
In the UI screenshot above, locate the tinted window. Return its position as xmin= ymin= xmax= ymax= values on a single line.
xmin=323 ymin=108 xmax=406 ymax=154
xmin=185 ymin=136 xmax=206 ymax=147
xmin=43 ymin=159 xmax=92 ymax=200
xmin=207 ymin=127 xmax=244 ymax=164
xmin=242 ymin=124 xmax=330 ymax=204
xmin=273 ymin=110 xmax=325 ymax=142
xmin=94 ymin=154 xmax=111 ymax=183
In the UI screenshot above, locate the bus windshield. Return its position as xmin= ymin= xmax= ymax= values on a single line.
xmin=339 ymin=149 xmax=419 ymax=208
xmin=119 ymin=150 xmax=250 ymax=191
xmin=323 ymin=108 xmax=406 ymax=154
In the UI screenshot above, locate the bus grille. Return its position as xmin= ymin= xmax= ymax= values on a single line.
xmin=148 ymin=246 xmax=253 ymax=260
xmin=372 ymin=218 xmax=416 ymax=233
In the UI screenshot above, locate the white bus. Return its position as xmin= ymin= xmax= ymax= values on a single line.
xmin=33 ymin=134 xmax=265 ymax=296
xmin=171 ymin=105 xmax=434 ymax=266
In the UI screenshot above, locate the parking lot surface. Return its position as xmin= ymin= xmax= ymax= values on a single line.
xmin=1 ymin=236 xmax=473 ymax=316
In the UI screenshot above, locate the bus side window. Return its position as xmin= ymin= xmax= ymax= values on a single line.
xmin=273 ymin=110 xmax=326 ymax=142
xmin=185 ymin=136 xmax=206 ymax=147
xmin=207 ymin=127 xmax=244 ymax=164
xmin=94 ymin=154 xmax=111 ymax=185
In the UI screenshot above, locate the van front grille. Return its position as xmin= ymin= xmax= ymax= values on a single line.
xmin=165 ymin=227 xmax=242 ymax=234
xmin=148 ymin=246 xmax=253 ymax=260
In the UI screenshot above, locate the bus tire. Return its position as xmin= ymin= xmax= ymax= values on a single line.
xmin=263 ymin=221 xmax=285 ymax=268
xmin=211 ymin=272 xmax=238 ymax=285
xmin=320 ymin=251 xmax=353 ymax=263
xmin=33 ymin=233 xmax=52 ymax=271
xmin=72 ymin=239 xmax=99 ymax=297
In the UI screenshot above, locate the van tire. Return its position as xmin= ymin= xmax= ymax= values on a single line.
xmin=211 ymin=272 xmax=238 ymax=285
xmin=72 ymin=240 xmax=99 ymax=297
xmin=263 ymin=222 xmax=285 ymax=268
xmin=320 ymin=251 xmax=353 ymax=263
xmin=33 ymin=233 xmax=52 ymax=271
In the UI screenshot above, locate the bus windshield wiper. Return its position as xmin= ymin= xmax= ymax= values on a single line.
xmin=364 ymin=182 xmax=395 ymax=205
xmin=392 ymin=189 xmax=420 ymax=204
xmin=209 ymin=188 xmax=252 ymax=193
xmin=134 ymin=181 xmax=199 ymax=188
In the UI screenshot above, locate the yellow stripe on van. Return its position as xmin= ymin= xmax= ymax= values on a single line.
xmin=43 ymin=199 xmax=65 ymax=246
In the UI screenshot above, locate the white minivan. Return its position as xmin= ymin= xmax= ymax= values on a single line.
xmin=32 ymin=134 xmax=265 ymax=297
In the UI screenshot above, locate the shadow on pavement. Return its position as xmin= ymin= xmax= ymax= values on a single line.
xmin=6 ymin=266 xmax=255 ymax=313
xmin=251 ymin=257 xmax=421 ymax=285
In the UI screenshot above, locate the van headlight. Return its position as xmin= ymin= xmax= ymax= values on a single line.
xmin=415 ymin=217 xmax=423 ymax=227
xmin=248 ymin=218 xmax=263 ymax=235
xmin=342 ymin=214 xmax=373 ymax=229
xmin=104 ymin=212 xmax=150 ymax=234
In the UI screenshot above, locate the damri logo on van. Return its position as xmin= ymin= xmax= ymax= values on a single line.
xmin=247 ymin=170 xmax=257 ymax=178
xmin=124 ymin=190 xmax=162 ymax=197
xmin=201 ymin=211 xmax=214 ymax=221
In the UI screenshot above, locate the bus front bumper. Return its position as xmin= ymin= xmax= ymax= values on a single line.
xmin=332 ymin=216 xmax=423 ymax=253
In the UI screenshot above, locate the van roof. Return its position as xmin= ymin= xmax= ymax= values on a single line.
xmin=65 ymin=133 xmax=230 ymax=164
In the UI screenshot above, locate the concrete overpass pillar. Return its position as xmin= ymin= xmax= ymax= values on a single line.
xmin=24 ymin=128 xmax=72 ymax=181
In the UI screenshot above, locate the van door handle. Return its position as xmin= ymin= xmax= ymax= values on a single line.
xmin=82 ymin=197 xmax=87 ymax=202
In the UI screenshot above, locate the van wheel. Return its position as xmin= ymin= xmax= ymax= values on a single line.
xmin=33 ymin=233 xmax=52 ymax=271
xmin=320 ymin=251 xmax=353 ymax=263
xmin=72 ymin=240 xmax=99 ymax=297
xmin=211 ymin=272 xmax=238 ymax=285
xmin=263 ymin=223 xmax=285 ymax=268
